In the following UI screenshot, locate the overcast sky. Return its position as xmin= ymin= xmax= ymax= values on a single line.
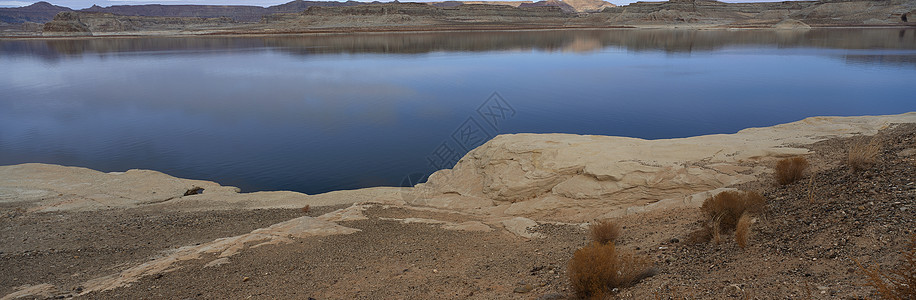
xmin=0 ymin=0 xmax=798 ymax=10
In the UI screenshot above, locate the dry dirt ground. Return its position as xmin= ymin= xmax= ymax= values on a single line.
xmin=1 ymin=124 xmax=913 ymax=299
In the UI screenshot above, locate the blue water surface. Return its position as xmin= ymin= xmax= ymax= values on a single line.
xmin=1 ymin=29 xmax=915 ymax=193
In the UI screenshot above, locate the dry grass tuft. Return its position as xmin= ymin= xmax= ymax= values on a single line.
xmin=712 ymin=215 xmax=723 ymax=244
xmin=701 ymin=190 xmax=766 ymax=232
xmin=735 ymin=213 xmax=754 ymax=249
xmin=589 ymin=220 xmax=620 ymax=245
xmin=856 ymin=235 xmax=916 ymax=300
xmin=568 ymin=242 xmax=653 ymax=299
xmin=848 ymin=138 xmax=881 ymax=172
xmin=806 ymin=174 xmax=816 ymax=204
xmin=690 ymin=190 xmax=766 ymax=245
xmin=775 ymin=156 xmax=808 ymax=185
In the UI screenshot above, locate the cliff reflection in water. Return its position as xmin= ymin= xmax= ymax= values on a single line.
xmin=3 ymin=28 xmax=916 ymax=61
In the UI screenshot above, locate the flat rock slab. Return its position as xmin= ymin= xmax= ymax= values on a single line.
xmin=0 ymin=163 xmax=400 ymax=212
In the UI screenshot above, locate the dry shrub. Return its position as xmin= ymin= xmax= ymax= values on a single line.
xmin=690 ymin=190 xmax=766 ymax=245
xmin=856 ymin=235 xmax=916 ymax=300
xmin=701 ymin=190 xmax=766 ymax=232
xmin=848 ymin=138 xmax=881 ymax=172
xmin=735 ymin=213 xmax=754 ymax=249
xmin=568 ymin=242 xmax=653 ymax=299
xmin=775 ymin=156 xmax=808 ymax=185
xmin=569 ymin=242 xmax=618 ymax=299
xmin=590 ymin=220 xmax=620 ymax=245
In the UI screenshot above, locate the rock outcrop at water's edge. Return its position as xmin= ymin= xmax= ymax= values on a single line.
xmin=409 ymin=113 xmax=916 ymax=222
xmin=40 ymin=11 xmax=90 ymax=36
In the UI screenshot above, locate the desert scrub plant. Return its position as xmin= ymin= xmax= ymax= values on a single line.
xmin=701 ymin=190 xmax=766 ymax=232
xmin=848 ymin=137 xmax=881 ymax=172
xmin=734 ymin=213 xmax=755 ymax=249
xmin=775 ymin=156 xmax=808 ymax=185
xmin=806 ymin=174 xmax=817 ymax=204
xmin=855 ymin=235 xmax=915 ymax=299
xmin=689 ymin=190 xmax=766 ymax=245
xmin=590 ymin=220 xmax=620 ymax=245
xmin=568 ymin=242 xmax=653 ymax=299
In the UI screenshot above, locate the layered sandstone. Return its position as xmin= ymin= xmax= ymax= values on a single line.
xmin=409 ymin=113 xmax=916 ymax=222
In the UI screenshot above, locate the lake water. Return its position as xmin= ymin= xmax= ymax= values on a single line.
xmin=2 ymin=29 xmax=915 ymax=194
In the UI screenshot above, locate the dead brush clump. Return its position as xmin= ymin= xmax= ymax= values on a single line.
xmin=568 ymin=242 xmax=653 ymax=299
xmin=589 ymin=220 xmax=620 ymax=245
xmin=701 ymin=190 xmax=765 ymax=231
xmin=856 ymin=235 xmax=916 ymax=300
xmin=689 ymin=190 xmax=766 ymax=246
xmin=734 ymin=213 xmax=755 ymax=249
xmin=848 ymin=137 xmax=881 ymax=172
xmin=775 ymin=156 xmax=808 ymax=185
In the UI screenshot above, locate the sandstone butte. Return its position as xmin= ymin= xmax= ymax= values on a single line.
xmin=1 ymin=112 xmax=915 ymax=297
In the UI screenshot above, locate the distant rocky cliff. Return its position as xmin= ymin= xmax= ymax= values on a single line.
xmin=78 ymin=0 xmax=366 ymax=22
xmin=598 ymin=0 xmax=916 ymax=27
xmin=41 ymin=10 xmax=236 ymax=35
xmin=1 ymin=0 xmax=366 ymax=24
xmin=260 ymin=2 xmax=574 ymax=31
xmin=28 ymin=0 xmax=916 ymax=36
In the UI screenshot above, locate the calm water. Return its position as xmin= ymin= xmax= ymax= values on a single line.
xmin=2 ymin=29 xmax=915 ymax=194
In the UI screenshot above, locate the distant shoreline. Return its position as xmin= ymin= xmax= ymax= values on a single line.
xmin=3 ymin=24 xmax=915 ymax=40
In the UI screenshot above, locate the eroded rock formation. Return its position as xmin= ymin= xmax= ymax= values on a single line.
xmin=409 ymin=113 xmax=916 ymax=222
xmin=597 ymin=0 xmax=916 ymax=27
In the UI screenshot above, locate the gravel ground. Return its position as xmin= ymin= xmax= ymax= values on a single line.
xmin=0 ymin=206 xmax=334 ymax=297
xmin=83 ymin=206 xmax=588 ymax=299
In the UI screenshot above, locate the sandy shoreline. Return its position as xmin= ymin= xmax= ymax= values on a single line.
xmin=4 ymin=23 xmax=915 ymax=40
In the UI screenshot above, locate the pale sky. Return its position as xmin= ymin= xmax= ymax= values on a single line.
xmin=0 ymin=0 xmax=797 ymax=10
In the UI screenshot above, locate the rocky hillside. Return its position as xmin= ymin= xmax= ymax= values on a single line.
xmin=0 ymin=1 xmax=69 ymax=23
xmin=598 ymin=0 xmax=916 ymax=27
xmin=0 ymin=0 xmax=366 ymax=24
xmin=24 ymin=0 xmax=916 ymax=36
xmin=258 ymin=2 xmax=575 ymax=32
xmin=41 ymin=10 xmax=237 ymax=35
xmin=79 ymin=0 xmax=365 ymax=22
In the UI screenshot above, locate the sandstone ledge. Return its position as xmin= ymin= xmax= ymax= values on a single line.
xmin=409 ymin=112 xmax=916 ymax=222
xmin=1 ymin=112 xmax=914 ymax=223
